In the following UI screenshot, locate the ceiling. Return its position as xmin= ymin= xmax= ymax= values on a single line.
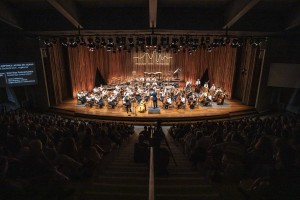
xmin=0 ymin=0 xmax=300 ymax=37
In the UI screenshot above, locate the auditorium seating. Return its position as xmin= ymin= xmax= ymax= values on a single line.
xmin=1 ymin=109 xmax=299 ymax=200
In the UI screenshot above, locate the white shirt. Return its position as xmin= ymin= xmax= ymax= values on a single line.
xmin=195 ymin=80 xmax=201 ymax=86
xmin=181 ymin=97 xmax=186 ymax=103
xmin=186 ymin=81 xmax=191 ymax=87
xmin=167 ymin=98 xmax=172 ymax=104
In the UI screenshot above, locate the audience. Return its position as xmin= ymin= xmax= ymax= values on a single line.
xmin=168 ymin=113 xmax=300 ymax=199
xmin=0 ymin=109 xmax=133 ymax=199
xmin=1 ymin=108 xmax=299 ymax=199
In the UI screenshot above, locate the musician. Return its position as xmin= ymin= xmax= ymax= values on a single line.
xmin=152 ymin=90 xmax=158 ymax=108
xmin=77 ymin=91 xmax=86 ymax=104
xmin=86 ymin=93 xmax=95 ymax=107
xmin=98 ymin=85 xmax=104 ymax=93
xmin=186 ymin=80 xmax=192 ymax=88
xmin=152 ymin=81 xmax=158 ymax=87
xmin=203 ymin=93 xmax=212 ymax=106
xmin=115 ymin=84 xmax=120 ymax=91
xmin=108 ymin=95 xmax=117 ymax=109
xmin=164 ymin=96 xmax=172 ymax=109
xmin=204 ymin=82 xmax=209 ymax=89
xmin=189 ymin=95 xmax=197 ymax=109
xmin=95 ymin=95 xmax=105 ymax=108
xmin=140 ymin=99 xmax=147 ymax=111
xmin=93 ymin=87 xmax=99 ymax=94
xmin=203 ymin=82 xmax=209 ymax=93
xmin=124 ymin=96 xmax=132 ymax=114
xmin=113 ymin=89 xmax=119 ymax=96
xmin=178 ymin=95 xmax=186 ymax=109
xmin=195 ymin=79 xmax=201 ymax=86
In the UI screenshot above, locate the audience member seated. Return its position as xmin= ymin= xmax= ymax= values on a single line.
xmin=134 ymin=134 xmax=149 ymax=163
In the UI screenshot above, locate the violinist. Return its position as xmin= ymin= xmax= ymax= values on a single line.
xmin=178 ymin=95 xmax=186 ymax=109
xmin=164 ymin=95 xmax=172 ymax=109
xmin=108 ymin=95 xmax=117 ymax=109
xmin=86 ymin=93 xmax=95 ymax=108
xmin=95 ymin=94 xmax=105 ymax=108
xmin=189 ymin=96 xmax=197 ymax=109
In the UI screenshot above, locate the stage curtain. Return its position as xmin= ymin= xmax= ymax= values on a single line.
xmin=51 ymin=44 xmax=238 ymax=99
xmin=174 ymin=46 xmax=237 ymax=98
xmin=48 ymin=44 xmax=69 ymax=104
xmin=68 ymin=46 xmax=98 ymax=97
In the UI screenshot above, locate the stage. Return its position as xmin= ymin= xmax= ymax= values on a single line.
xmin=50 ymin=99 xmax=257 ymax=123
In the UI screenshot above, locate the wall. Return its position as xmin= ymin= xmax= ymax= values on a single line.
xmin=256 ymin=36 xmax=300 ymax=113
xmin=0 ymin=36 xmax=49 ymax=111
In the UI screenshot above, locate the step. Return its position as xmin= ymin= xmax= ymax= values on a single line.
xmin=91 ymin=183 xmax=148 ymax=193
xmin=81 ymin=191 xmax=148 ymax=200
xmin=155 ymin=177 xmax=207 ymax=185
xmin=96 ymin=176 xmax=148 ymax=185
xmin=155 ymin=193 xmax=219 ymax=200
xmin=103 ymin=170 xmax=148 ymax=177
xmin=155 ymin=185 xmax=215 ymax=195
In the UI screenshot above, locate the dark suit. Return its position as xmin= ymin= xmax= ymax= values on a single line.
xmin=152 ymin=91 xmax=158 ymax=108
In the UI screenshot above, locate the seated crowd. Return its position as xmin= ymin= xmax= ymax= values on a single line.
xmin=0 ymin=109 xmax=134 ymax=199
xmin=168 ymin=113 xmax=300 ymax=199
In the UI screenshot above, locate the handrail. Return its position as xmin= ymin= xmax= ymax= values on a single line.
xmin=148 ymin=129 xmax=155 ymax=200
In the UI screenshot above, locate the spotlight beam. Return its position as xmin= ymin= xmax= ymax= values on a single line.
xmin=149 ymin=0 xmax=157 ymax=28
xmin=285 ymin=6 xmax=300 ymax=30
xmin=47 ymin=0 xmax=83 ymax=29
xmin=223 ymin=0 xmax=261 ymax=29
xmin=0 ymin=1 xmax=23 ymax=30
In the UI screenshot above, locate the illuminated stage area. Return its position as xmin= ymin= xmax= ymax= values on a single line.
xmin=51 ymin=99 xmax=256 ymax=123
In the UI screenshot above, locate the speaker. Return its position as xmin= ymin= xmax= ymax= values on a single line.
xmin=148 ymin=107 xmax=160 ymax=114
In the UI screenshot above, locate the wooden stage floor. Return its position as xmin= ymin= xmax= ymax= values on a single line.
xmin=51 ymin=99 xmax=256 ymax=123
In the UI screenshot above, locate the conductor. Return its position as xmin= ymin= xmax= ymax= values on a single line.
xmin=152 ymin=90 xmax=158 ymax=108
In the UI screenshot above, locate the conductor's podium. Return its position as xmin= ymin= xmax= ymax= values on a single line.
xmin=148 ymin=107 xmax=161 ymax=114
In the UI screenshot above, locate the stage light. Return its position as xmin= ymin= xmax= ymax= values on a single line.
xmin=205 ymin=36 xmax=210 ymax=44
xmin=128 ymin=37 xmax=134 ymax=47
xmin=44 ymin=39 xmax=52 ymax=47
xmin=100 ymin=38 xmax=106 ymax=47
xmin=157 ymin=45 xmax=161 ymax=54
xmin=171 ymin=38 xmax=179 ymax=45
xmin=87 ymin=37 xmax=96 ymax=49
xmin=146 ymin=36 xmax=151 ymax=47
xmin=69 ymin=37 xmax=77 ymax=48
xmin=160 ymin=37 xmax=166 ymax=46
xmin=152 ymin=36 xmax=157 ymax=47
xmin=60 ymin=37 xmax=69 ymax=47
xmin=80 ymin=37 xmax=86 ymax=46
xmin=207 ymin=46 xmax=212 ymax=52
xmin=51 ymin=38 xmax=57 ymax=45
xmin=250 ymin=38 xmax=261 ymax=48
xmin=230 ymin=39 xmax=238 ymax=48
xmin=95 ymin=36 xmax=100 ymax=44
xmin=137 ymin=36 xmax=145 ymax=46
xmin=179 ymin=36 xmax=185 ymax=47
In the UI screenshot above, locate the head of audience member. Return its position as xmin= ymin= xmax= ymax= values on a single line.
xmin=29 ymin=139 xmax=43 ymax=156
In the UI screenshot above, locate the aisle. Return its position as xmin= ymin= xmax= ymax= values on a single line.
xmin=154 ymin=127 xmax=220 ymax=200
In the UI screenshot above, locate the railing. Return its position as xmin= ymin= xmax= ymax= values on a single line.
xmin=148 ymin=129 xmax=155 ymax=200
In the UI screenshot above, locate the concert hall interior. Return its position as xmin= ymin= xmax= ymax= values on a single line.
xmin=0 ymin=0 xmax=300 ymax=200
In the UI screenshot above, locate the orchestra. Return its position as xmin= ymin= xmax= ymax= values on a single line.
xmin=76 ymin=72 xmax=227 ymax=114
